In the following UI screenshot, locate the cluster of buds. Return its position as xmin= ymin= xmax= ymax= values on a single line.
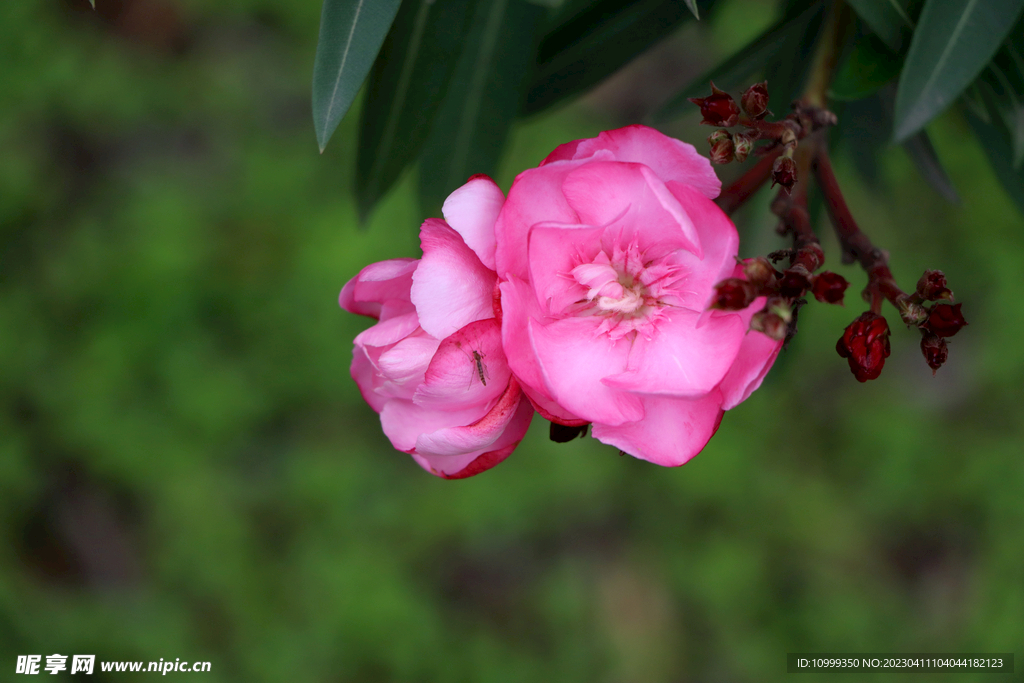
xmin=690 ymin=82 xmax=805 ymax=193
xmin=835 ymin=270 xmax=967 ymax=381
xmin=711 ymin=254 xmax=850 ymax=343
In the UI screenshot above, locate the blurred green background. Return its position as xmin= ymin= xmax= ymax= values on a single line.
xmin=1 ymin=1 xmax=1022 ymax=681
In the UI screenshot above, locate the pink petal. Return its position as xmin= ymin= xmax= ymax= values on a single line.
xmin=352 ymin=310 xmax=420 ymax=349
xmin=718 ymin=289 xmax=783 ymax=409
xmin=527 ymin=223 xmax=605 ymax=315
xmin=499 ymin=278 xmax=584 ymax=424
xmin=414 ymin=376 xmax=530 ymax=457
xmin=442 ymin=175 xmax=505 ymax=271
xmin=350 ymin=346 xmax=388 ymax=413
xmin=411 ymin=385 xmax=535 ymax=478
xmin=413 ymin=319 xmax=511 ymax=412
xmin=572 ymin=125 xmax=721 ymax=199
xmin=411 ymin=218 xmax=497 ymax=340
xmin=495 ymin=161 xmax=582 ymax=280
xmin=529 ymin=316 xmax=643 ymax=426
xmin=339 ymin=258 xmax=418 ymax=318
xmin=592 ymin=392 xmax=725 ymax=466
xmin=540 ymin=139 xmax=583 ymax=165
xmin=561 ymin=162 xmax=701 ymax=257
xmin=665 ymin=181 xmax=740 ymax=288
xmin=603 ymin=309 xmax=746 ymax=397
xmin=379 ymin=399 xmax=489 ymax=452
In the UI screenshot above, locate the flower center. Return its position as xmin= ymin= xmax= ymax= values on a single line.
xmin=567 ymin=239 xmax=683 ymax=339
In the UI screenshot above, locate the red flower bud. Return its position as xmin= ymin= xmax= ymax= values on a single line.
xmin=836 ymin=312 xmax=891 ymax=382
xmin=920 ymin=332 xmax=948 ymax=375
xmin=921 ymin=302 xmax=967 ymax=338
xmin=740 ymin=81 xmax=769 ymax=118
xmin=778 ymin=267 xmax=811 ymax=298
xmin=915 ymin=269 xmax=952 ymax=301
xmin=689 ymin=83 xmax=740 ymax=128
xmin=732 ymin=131 xmax=755 ymax=162
xmin=710 ymin=278 xmax=755 ymax=310
xmin=811 ymin=271 xmax=849 ymax=304
xmin=771 ymin=156 xmax=797 ymax=194
xmin=750 ymin=311 xmax=788 ymax=341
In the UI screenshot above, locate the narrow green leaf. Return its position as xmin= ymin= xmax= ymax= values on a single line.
xmin=844 ymin=0 xmax=914 ymax=51
xmin=419 ymin=0 xmax=546 ymax=215
xmin=523 ymin=0 xmax=711 ymax=117
xmin=684 ymin=0 xmax=701 ymax=20
xmin=89 ymin=0 xmax=95 ymax=7
xmin=311 ymin=0 xmax=402 ymax=153
xmin=763 ymin=0 xmax=828 ymax=109
xmin=830 ymin=33 xmax=903 ymax=101
xmin=651 ymin=2 xmax=823 ymax=123
xmin=355 ymin=0 xmax=477 ymax=221
xmin=902 ymin=129 xmax=959 ymax=202
xmin=968 ymin=110 xmax=1024 ymax=214
xmin=893 ymin=0 xmax=1024 ymax=142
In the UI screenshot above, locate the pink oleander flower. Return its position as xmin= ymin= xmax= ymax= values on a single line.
xmin=340 ymin=177 xmax=533 ymax=478
xmin=494 ymin=125 xmax=782 ymax=466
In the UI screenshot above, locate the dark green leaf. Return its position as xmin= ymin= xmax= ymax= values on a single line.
xmin=763 ymin=0 xmax=827 ymax=111
xmin=419 ymin=0 xmax=547 ymax=215
xmin=684 ymin=0 xmax=701 ymax=20
xmin=355 ymin=0 xmax=478 ymax=221
xmin=312 ymin=0 xmax=402 ymax=153
xmin=968 ymin=110 xmax=1024 ymax=214
xmin=844 ymin=0 xmax=914 ymax=51
xmin=893 ymin=0 xmax=1024 ymax=142
xmin=979 ymin=65 xmax=1024 ymax=168
xmin=901 ymin=129 xmax=959 ymax=202
xmin=651 ymin=2 xmax=824 ymax=123
xmin=523 ymin=0 xmax=712 ymax=117
xmin=830 ymin=33 xmax=903 ymax=101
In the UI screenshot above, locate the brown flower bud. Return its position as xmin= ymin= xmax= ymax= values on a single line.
xmin=710 ymin=278 xmax=755 ymax=310
xmin=920 ymin=332 xmax=948 ymax=375
xmin=732 ymin=131 xmax=755 ymax=162
xmin=689 ymin=83 xmax=740 ymax=127
xmin=750 ymin=310 xmax=788 ymax=341
xmin=915 ymin=269 xmax=953 ymax=301
xmin=742 ymin=257 xmax=777 ymax=289
xmin=810 ymin=271 xmax=848 ymax=304
xmin=709 ymin=135 xmax=735 ymax=164
xmin=740 ymin=81 xmax=769 ymax=118
xmin=771 ymin=156 xmax=797 ymax=194
xmin=836 ymin=312 xmax=890 ymax=382
xmin=921 ymin=302 xmax=967 ymax=338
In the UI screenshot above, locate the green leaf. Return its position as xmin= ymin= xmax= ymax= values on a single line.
xmin=355 ymin=0 xmax=478 ymax=221
xmin=418 ymin=0 xmax=546 ymax=214
xmin=684 ymin=0 xmax=701 ymax=20
xmin=901 ymin=129 xmax=959 ymax=202
xmin=763 ymin=0 xmax=828 ymax=111
xmin=311 ymin=0 xmax=402 ymax=153
xmin=523 ymin=0 xmax=710 ymax=117
xmin=651 ymin=2 xmax=824 ymax=123
xmin=830 ymin=33 xmax=903 ymax=101
xmin=844 ymin=0 xmax=914 ymax=51
xmin=968 ymin=110 xmax=1024 ymax=214
xmin=893 ymin=0 xmax=1024 ymax=142
xmin=89 ymin=0 xmax=95 ymax=7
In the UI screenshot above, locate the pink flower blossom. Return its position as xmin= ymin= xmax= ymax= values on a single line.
xmin=340 ymin=177 xmax=533 ymax=478
xmin=494 ymin=125 xmax=781 ymax=466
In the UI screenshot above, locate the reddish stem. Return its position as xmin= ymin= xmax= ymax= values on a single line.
xmin=715 ymin=150 xmax=782 ymax=215
xmin=812 ymin=148 xmax=906 ymax=311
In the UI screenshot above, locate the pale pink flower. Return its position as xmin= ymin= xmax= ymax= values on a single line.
xmin=494 ymin=125 xmax=781 ymax=466
xmin=340 ymin=177 xmax=533 ymax=478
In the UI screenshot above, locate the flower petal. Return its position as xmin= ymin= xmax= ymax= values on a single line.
xmin=379 ymin=399 xmax=489 ymax=452
xmin=499 ymin=278 xmax=585 ymax=424
xmin=339 ymin=258 xmax=418 ymax=318
xmin=571 ymin=125 xmax=721 ymax=199
xmin=561 ymin=161 xmax=701 ymax=257
xmin=527 ymin=223 xmax=605 ymax=315
xmin=442 ymin=175 xmax=504 ymax=271
xmin=529 ymin=316 xmax=644 ymax=426
xmin=592 ymin=392 xmax=725 ymax=466
xmin=411 ymin=384 xmax=535 ymax=478
xmin=411 ymin=218 xmax=496 ymax=340
xmin=413 ymin=319 xmax=510 ymax=412
xmin=603 ymin=309 xmax=746 ymax=397
xmin=665 ymin=181 xmax=739 ymax=289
